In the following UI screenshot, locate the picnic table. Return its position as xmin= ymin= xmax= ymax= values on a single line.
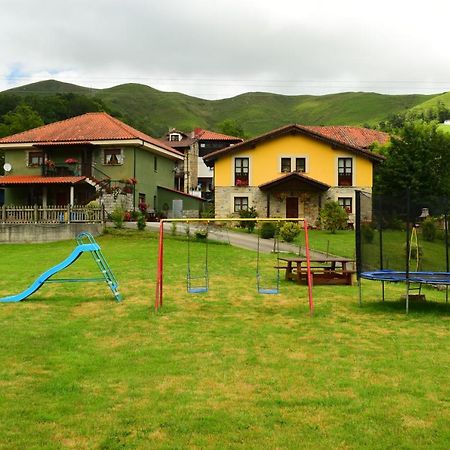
xmin=278 ymin=256 xmax=356 ymax=286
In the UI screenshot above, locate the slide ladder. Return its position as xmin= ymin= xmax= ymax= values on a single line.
xmin=0 ymin=232 xmax=122 ymax=303
xmin=76 ymin=232 xmax=122 ymax=301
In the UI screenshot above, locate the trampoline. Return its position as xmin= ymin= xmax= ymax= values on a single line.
xmin=355 ymin=190 xmax=450 ymax=312
xmin=361 ymin=270 xmax=450 ymax=285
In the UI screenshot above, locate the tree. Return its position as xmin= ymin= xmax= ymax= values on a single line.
xmin=0 ymin=103 xmax=44 ymax=137
xmin=318 ymin=201 xmax=349 ymax=233
xmin=217 ymin=119 xmax=247 ymax=139
xmin=375 ymin=121 xmax=450 ymax=197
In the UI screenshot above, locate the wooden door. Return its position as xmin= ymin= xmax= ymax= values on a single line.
xmin=286 ymin=197 xmax=299 ymax=218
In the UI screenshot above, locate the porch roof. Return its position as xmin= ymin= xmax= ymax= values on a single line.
xmin=259 ymin=172 xmax=330 ymax=192
xmin=0 ymin=175 xmax=87 ymax=185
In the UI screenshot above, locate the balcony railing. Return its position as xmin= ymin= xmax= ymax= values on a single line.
xmin=0 ymin=205 xmax=105 ymax=224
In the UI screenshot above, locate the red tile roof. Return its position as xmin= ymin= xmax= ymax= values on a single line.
xmin=0 ymin=175 xmax=86 ymax=185
xmin=302 ymin=125 xmax=389 ymax=149
xmin=204 ymin=124 xmax=388 ymax=163
xmin=0 ymin=112 xmax=181 ymax=156
xmin=193 ymin=128 xmax=243 ymax=141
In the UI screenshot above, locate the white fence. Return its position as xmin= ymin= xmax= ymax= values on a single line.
xmin=0 ymin=205 xmax=105 ymax=224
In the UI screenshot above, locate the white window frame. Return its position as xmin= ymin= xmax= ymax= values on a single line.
xmin=336 ymin=155 xmax=355 ymax=186
xmin=103 ymin=148 xmax=124 ymax=165
xmin=233 ymin=156 xmax=251 ymax=186
xmin=279 ymin=155 xmax=308 ymax=174
xmin=231 ymin=193 xmax=252 ymax=213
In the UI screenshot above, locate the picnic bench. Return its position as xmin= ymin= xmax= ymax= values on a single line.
xmin=277 ymin=256 xmax=356 ymax=286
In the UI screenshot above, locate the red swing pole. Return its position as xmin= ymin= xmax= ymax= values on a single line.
xmin=303 ymin=219 xmax=314 ymax=315
xmin=155 ymin=220 xmax=164 ymax=312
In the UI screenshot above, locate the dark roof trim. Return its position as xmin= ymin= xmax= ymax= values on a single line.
xmin=157 ymin=186 xmax=206 ymax=201
xmin=259 ymin=172 xmax=330 ymax=192
xmin=204 ymin=124 xmax=385 ymax=164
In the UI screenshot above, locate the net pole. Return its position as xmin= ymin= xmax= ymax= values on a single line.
xmin=355 ymin=191 xmax=363 ymax=307
xmin=155 ymin=220 xmax=164 ymax=312
xmin=405 ymin=189 xmax=411 ymax=314
xmin=303 ymin=220 xmax=314 ymax=315
xmin=445 ymin=206 xmax=449 ymax=303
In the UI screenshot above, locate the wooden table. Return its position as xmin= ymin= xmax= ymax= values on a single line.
xmin=278 ymin=256 xmax=356 ymax=286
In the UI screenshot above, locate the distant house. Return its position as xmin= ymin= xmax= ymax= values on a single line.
xmin=0 ymin=113 xmax=204 ymax=216
xmin=161 ymin=127 xmax=243 ymax=199
xmin=203 ymin=124 xmax=388 ymax=224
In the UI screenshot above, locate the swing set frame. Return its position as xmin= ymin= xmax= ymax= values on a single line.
xmin=154 ymin=217 xmax=314 ymax=314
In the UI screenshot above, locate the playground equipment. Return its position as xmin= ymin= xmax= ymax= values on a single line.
xmin=256 ymin=229 xmax=280 ymax=295
xmin=356 ymin=190 xmax=449 ymax=313
xmin=0 ymin=232 xmax=122 ymax=303
xmin=186 ymin=224 xmax=209 ymax=294
xmin=155 ymin=218 xmax=314 ymax=314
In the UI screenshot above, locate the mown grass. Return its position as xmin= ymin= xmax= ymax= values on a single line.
xmin=0 ymin=229 xmax=449 ymax=449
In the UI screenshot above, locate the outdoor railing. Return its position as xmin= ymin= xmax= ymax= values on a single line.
xmin=0 ymin=205 xmax=105 ymax=224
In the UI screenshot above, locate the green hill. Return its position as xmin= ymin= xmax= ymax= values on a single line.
xmin=2 ymin=79 xmax=444 ymax=137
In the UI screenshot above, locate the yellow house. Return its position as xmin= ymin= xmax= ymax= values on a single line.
xmin=203 ymin=124 xmax=388 ymax=223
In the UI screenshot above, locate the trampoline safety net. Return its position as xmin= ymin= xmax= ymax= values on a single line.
xmin=355 ymin=190 xmax=450 ymax=276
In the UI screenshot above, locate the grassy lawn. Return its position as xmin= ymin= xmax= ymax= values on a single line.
xmin=0 ymin=229 xmax=449 ymax=449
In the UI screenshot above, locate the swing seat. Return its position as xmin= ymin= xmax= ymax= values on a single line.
xmin=188 ymin=286 xmax=208 ymax=294
xmin=258 ymin=287 xmax=279 ymax=295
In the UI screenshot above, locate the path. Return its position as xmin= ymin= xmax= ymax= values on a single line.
xmin=114 ymin=221 xmax=328 ymax=258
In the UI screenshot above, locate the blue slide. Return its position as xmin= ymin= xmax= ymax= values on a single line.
xmin=0 ymin=233 xmax=121 ymax=303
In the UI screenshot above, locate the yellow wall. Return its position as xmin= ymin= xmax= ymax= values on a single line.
xmin=214 ymin=134 xmax=373 ymax=187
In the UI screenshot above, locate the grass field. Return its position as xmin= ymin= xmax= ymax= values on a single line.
xmin=0 ymin=230 xmax=449 ymax=449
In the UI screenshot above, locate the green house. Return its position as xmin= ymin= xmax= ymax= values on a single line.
xmin=0 ymin=112 xmax=204 ymax=215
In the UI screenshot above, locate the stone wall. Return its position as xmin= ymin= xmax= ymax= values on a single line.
xmin=214 ymin=186 xmax=321 ymax=224
xmin=322 ymin=186 xmax=372 ymax=224
xmin=101 ymin=193 xmax=133 ymax=214
xmin=0 ymin=223 xmax=105 ymax=243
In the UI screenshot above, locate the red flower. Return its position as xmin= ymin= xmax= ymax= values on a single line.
xmin=65 ymin=158 xmax=79 ymax=164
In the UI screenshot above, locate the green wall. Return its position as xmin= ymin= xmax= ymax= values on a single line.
xmin=2 ymin=144 xmax=180 ymax=207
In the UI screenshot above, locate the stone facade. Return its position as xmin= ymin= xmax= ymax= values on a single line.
xmin=214 ymin=186 xmax=322 ymax=224
xmin=101 ymin=193 xmax=133 ymax=214
xmin=214 ymin=185 xmax=372 ymax=225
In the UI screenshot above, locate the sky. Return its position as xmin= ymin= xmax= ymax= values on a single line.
xmin=1 ymin=0 xmax=449 ymax=100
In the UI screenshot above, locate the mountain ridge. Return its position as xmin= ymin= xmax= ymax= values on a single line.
xmin=2 ymin=79 xmax=447 ymax=137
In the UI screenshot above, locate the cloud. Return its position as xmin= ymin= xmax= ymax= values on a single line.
xmin=1 ymin=0 xmax=449 ymax=98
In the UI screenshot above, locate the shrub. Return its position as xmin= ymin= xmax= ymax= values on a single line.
xmin=195 ymin=227 xmax=208 ymax=239
xmin=259 ymin=222 xmax=276 ymax=239
xmin=403 ymin=242 xmax=423 ymax=259
xmin=421 ymin=217 xmax=436 ymax=242
xmin=130 ymin=210 xmax=140 ymax=221
xmin=387 ymin=217 xmax=405 ymax=231
xmin=318 ymin=201 xmax=348 ymax=233
xmin=200 ymin=203 xmax=215 ymax=218
xmin=136 ymin=212 xmax=146 ymax=231
xmin=239 ymin=207 xmax=258 ymax=232
xmin=171 ymin=222 xmax=177 ymax=236
xmin=110 ymin=207 xmax=125 ymax=228
xmin=279 ymin=222 xmax=300 ymax=242
xmin=361 ymin=223 xmax=375 ymax=243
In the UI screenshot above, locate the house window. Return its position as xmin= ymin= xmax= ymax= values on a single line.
xmin=338 ymin=158 xmax=353 ymax=186
xmin=234 ymin=157 xmax=249 ymax=186
xmin=234 ymin=196 xmax=249 ymax=212
xmin=154 ymin=156 xmax=158 ymax=172
xmin=28 ymin=151 xmax=44 ymax=167
xmin=169 ymin=133 xmax=181 ymax=142
xmin=338 ymin=197 xmax=353 ymax=213
xmin=295 ymin=158 xmax=306 ymax=173
xmin=104 ymin=148 xmax=122 ymax=165
xmin=281 ymin=158 xmax=291 ymax=173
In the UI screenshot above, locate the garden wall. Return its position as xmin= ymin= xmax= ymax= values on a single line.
xmin=0 ymin=223 xmax=105 ymax=243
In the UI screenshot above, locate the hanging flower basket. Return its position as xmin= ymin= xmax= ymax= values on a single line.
xmin=65 ymin=158 xmax=79 ymax=164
